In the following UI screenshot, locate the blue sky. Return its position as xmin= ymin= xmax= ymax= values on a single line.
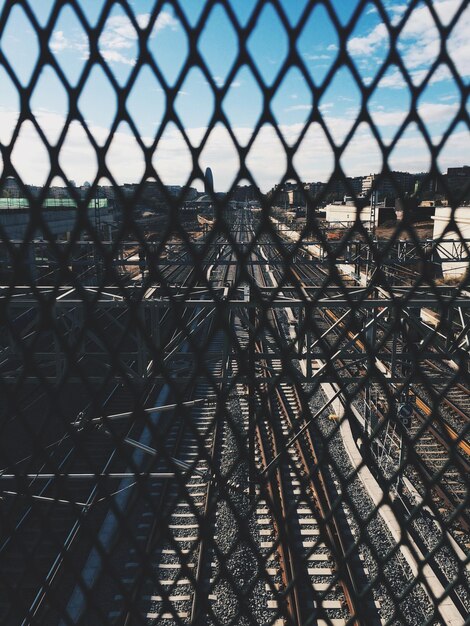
xmin=0 ymin=0 xmax=468 ymax=191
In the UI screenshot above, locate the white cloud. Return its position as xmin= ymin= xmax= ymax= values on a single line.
xmin=284 ymin=104 xmax=312 ymax=112
xmin=50 ymin=10 xmax=179 ymax=68
xmin=50 ymin=29 xmax=89 ymax=59
xmin=417 ymin=102 xmax=459 ymax=124
xmin=152 ymin=11 xmax=179 ymax=32
xmin=375 ymin=69 xmax=406 ymax=89
xmin=368 ymin=109 xmax=409 ymax=127
xmin=446 ymin=3 xmax=470 ymax=78
xmin=348 ymin=23 xmax=388 ymax=56
xmin=293 ymin=123 xmax=334 ymax=182
xmin=9 ymin=120 xmax=52 ymax=186
xmin=321 ymin=111 xmax=357 ymax=145
xmin=1 ymin=109 xmax=467 ymax=192
xmin=377 ymin=63 xmax=454 ymax=89
xmin=437 ymin=123 xmax=470 ymax=170
xmin=0 ymin=110 xmax=19 ymax=144
xmin=246 ymin=125 xmax=287 ymax=190
xmin=397 ymin=5 xmax=440 ymax=72
xmin=304 ymin=53 xmax=331 ymax=61
xmin=99 ymin=11 xmax=179 ymax=65
xmin=340 ymin=123 xmax=383 ymax=176
xmin=101 ymin=49 xmax=136 ymax=67
xmin=348 ymin=1 xmax=469 ymax=86
xmin=386 ymin=3 xmax=408 ymax=25
xmin=422 ymin=0 xmax=461 ymax=27
xmin=100 ymin=15 xmax=139 ymax=50
xmin=100 ymin=11 xmax=178 ymax=50
xmin=59 ymin=120 xmax=98 ymax=183
xmin=107 ymin=122 xmax=146 ymax=183
xmin=369 ymin=101 xmax=458 ymax=129
xmin=50 ymin=31 xmax=68 ymax=53
xmin=396 ymin=1 xmax=469 ymax=81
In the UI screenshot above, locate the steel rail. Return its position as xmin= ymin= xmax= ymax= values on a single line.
xmin=252 ymin=248 xmax=373 ymax=625
xmin=190 ymin=241 xmax=235 ymax=626
xmin=253 ymin=343 xmax=306 ymax=625
xmin=264 ymin=306 xmax=375 ymax=625
xmin=118 ymin=231 xmax=229 ymax=626
xmin=319 ymin=302 xmax=470 ymax=533
xmin=19 ymin=250 xmax=195 ymax=623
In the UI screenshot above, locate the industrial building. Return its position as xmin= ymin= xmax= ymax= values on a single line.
xmin=0 ymin=197 xmax=117 ymax=241
xmin=324 ymin=196 xmax=380 ymax=229
xmin=432 ymin=206 xmax=470 ymax=279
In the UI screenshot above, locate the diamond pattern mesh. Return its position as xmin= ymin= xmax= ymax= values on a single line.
xmin=0 ymin=1 xmax=469 ymax=625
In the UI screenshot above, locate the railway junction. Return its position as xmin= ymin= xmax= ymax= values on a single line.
xmin=1 ymin=206 xmax=469 ymax=625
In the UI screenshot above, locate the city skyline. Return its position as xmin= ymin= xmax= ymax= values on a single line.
xmin=0 ymin=0 xmax=468 ymax=191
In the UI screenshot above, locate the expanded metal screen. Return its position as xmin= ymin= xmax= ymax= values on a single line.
xmin=0 ymin=1 xmax=469 ymax=625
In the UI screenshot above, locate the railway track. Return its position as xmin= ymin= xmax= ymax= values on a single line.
xmin=255 ymin=367 xmax=380 ymax=624
xmin=417 ymin=359 xmax=470 ymax=451
xmin=0 ymin=379 xmax=154 ymax=624
xmin=246 ymin=233 xmax=381 ymax=625
xmin=2 ymin=209 xmax=470 ymax=624
xmin=286 ymin=250 xmax=470 ymax=532
xmin=269 ymin=222 xmax=470 ymax=621
xmin=0 ymin=230 xmax=213 ymax=623
xmin=44 ymin=229 xmax=237 ymax=624
xmin=121 ymin=337 xmax=224 ymax=625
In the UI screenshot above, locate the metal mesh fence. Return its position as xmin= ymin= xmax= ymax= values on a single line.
xmin=0 ymin=0 xmax=469 ymax=624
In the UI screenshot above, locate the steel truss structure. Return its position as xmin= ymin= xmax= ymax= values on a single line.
xmin=3 ymin=281 xmax=469 ymax=384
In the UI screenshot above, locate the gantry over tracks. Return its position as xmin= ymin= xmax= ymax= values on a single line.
xmin=3 ymin=281 xmax=470 ymax=385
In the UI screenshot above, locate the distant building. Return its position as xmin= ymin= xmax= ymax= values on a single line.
xmin=166 ymin=185 xmax=184 ymax=196
xmin=267 ymin=181 xmax=296 ymax=206
xmin=204 ymin=168 xmax=214 ymax=195
xmin=287 ymin=187 xmax=306 ymax=207
xmin=49 ymin=186 xmax=73 ymax=199
xmin=1 ymin=176 xmax=21 ymax=197
xmin=414 ymin=172 xmax=441 ymax=198
xmin=445 ymin=166 xmax=470 ymax=203
xmin=432 ymin=206 xmax=470 ymax=278
xmin=192 ymin=194 xmax=213 ymax=208
xmin=361 ymin=175 xmax=375 ymax=196
xmin=324 ymin=176 xmax=362 ymax=202
xmin=324 ymin=196 xmax=380 ymax=229
xmin=394 ymin=197 xmax=435 ymax=222
xmin=446 ymin=166 xmax=469 ymax=185
xmin=0 ymin=197 xmax=116 ymax=241
xmin=305 ymin=181 xmax=326 ymax=199
xmin=231 ymin=184 xmax=261 ymax=203
xmin=362 ymin=172 xmax=415 ymax=201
